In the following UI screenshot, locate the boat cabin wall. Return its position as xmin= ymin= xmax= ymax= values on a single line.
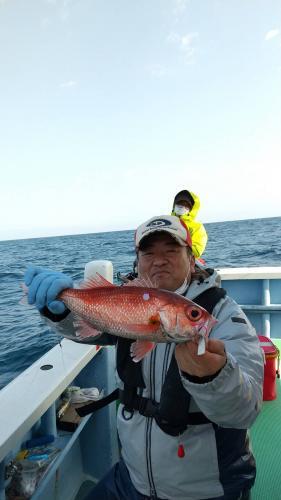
xmin=221 ymin=277 xmax=281 ymax=339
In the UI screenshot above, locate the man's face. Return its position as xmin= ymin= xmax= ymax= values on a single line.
xmin=176 ymin=199 xmax=191 ymax=210
xmin=137 ymin=232 xmax=195 ymax=291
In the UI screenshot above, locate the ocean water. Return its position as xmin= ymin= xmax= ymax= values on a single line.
xmin=0 ymin=217 xmax=280 ymax=390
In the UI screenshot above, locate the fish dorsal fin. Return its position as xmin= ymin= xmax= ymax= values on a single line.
xmin=123 ymin=275 xmax=157 ymax=288
xmin=78 ymin=272 xmax=116 ymax=289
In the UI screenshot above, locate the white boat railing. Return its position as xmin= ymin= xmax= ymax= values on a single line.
xmin=217 ymin=267 xmax=281 ymax=280
xmin=0 ymin=340 xmax=98 ymax=463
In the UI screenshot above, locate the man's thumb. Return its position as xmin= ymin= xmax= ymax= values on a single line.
xmin=207 ymin=339 xmax=226 ymax=356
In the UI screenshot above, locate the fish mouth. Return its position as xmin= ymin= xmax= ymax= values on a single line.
xmin=198 ymin=316 xmax=218 ymax=336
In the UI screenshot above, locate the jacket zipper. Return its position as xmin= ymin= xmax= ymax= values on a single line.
xmin=145 ymin=346 xmax=158 ymax=499
xmin=145 ymin=344 xmax=172 ymax=499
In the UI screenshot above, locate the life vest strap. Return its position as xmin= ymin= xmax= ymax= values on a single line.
xmin=119 ymin=390 xmax=212 ymax=426
xmin=76 ymin=388 xmax=212 ymax=427
xmin=76 ymin=388 xmax=119 ymax=417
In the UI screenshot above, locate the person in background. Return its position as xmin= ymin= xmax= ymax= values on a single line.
xmin=120 ymin=189 xmax=208 ymax=284
xmin=172 ymin=189 xmax=208 ymax=259
xmin=24 ymin=215 xmax=264 ymax=500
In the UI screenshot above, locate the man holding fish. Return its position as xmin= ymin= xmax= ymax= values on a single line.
xmin=25 ymin=215 xmax=264 ymax=500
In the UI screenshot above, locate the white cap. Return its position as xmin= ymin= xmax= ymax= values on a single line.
xmin=135 ymin=215 xmax=192 ymax=249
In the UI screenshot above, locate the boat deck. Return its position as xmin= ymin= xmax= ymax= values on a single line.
xmin=75 ymin=340 xmax=281 ymax=500
xmin=74 ymin=346 xmax=281 ymax=500
xmin=251 ymin=338 xmax=281 ymax=500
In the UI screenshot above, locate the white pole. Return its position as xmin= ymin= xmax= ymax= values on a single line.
xmin=262 ymin=279 xmax=271 ymax=338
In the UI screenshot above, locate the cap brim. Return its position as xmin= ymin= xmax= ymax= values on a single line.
xmin=137 ymin=229 xmax=188 ymax=249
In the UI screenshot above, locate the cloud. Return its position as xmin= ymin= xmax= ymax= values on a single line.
xmin=60 ymin=80 xmax=77 ymax=88
xmin=265 ymin=29 xmax=280 ymax=41
xmin=167 ymin=31 xmax=198 ymax=62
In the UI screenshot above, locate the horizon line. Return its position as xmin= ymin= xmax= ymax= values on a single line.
xmin=0 ymin=215 xmax=280 ymax=243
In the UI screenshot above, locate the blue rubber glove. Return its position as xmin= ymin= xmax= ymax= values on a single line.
xmin=24 ymin=266 xmax=73 ymax=315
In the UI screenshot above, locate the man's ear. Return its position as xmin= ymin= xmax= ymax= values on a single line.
xmin=190 ymin=254 xmax=196 ymax=273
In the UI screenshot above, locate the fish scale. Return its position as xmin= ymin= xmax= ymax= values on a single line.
xmin=55 ymin=275 xmax=217 ymax=360
xmin=61 ymin=288 xmax=163 ymax=338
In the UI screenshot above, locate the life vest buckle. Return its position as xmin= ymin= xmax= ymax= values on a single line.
xmin=121 ymin=406 xmax=134 ymax=420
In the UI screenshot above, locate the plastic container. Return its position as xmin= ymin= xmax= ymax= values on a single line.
xmin=258 ymin=335 xmax=280 ymax=401
xmin=19 ymin=460 xmax=40 ymax=497
xmin=84 ymin=260 xmax=113 ymax=282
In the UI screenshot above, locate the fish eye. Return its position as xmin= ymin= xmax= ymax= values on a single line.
xmin=186 ymin=307 xmax=202 ymax=322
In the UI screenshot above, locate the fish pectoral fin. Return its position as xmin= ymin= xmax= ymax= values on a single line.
xmin=73 ymin=316 xmax=103 ymax=339
xmin=78 ymin=273 xmax=116 ymax=290
xmin=126 ymin=319 xmax=161 ymax=334
xmin=130 ymin=340 xmax=156 ymax=362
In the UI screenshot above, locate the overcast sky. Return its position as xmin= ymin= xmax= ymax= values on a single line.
xmin=0 ymin=0 xmax=280 ymax=241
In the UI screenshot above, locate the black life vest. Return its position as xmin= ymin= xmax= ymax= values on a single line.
xmin=77 ymin=286 xmax=226 ymax=437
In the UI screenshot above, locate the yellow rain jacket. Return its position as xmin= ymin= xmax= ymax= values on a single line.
xmin=171 ymin=190 xmax=208 ymax=258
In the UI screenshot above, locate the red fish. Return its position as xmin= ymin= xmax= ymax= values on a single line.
xmin=56 ymin=274 xmax=217 ymax=361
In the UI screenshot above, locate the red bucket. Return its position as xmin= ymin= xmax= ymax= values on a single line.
xmin=258 ymin=335 xmax=280 ymax=401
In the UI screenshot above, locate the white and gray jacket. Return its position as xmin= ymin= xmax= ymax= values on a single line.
xmin=115 ymin=271 xmax=264 ymax=500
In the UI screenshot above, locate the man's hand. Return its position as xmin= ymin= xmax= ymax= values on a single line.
xmin=175 ymin=338 xmax=227 ymax=378
xmin=24 ymin=266 xmax=73 ymax=314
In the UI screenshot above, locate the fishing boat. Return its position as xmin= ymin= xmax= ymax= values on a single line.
xmin=0 ymin=262 xmax=280 ymax=500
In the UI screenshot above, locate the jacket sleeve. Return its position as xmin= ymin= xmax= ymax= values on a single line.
xmin=180 ymin=296 xmax=264 ymax=428
xmin=179 ymin=216 xmax=208 ymax=258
